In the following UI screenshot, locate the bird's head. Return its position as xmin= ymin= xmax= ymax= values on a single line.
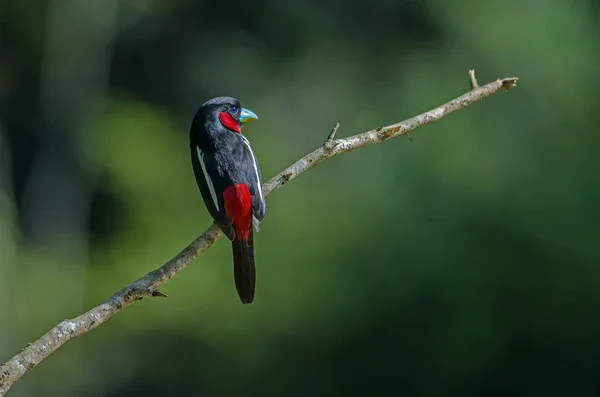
xmin=199 ymin=96 xmax=258 ymax=134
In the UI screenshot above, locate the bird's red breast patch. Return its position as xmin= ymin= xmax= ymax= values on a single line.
xmin=223 ymin=184 xmax=252 ymax=239
xmin=219 ymin=112 xmax=241 ymax=133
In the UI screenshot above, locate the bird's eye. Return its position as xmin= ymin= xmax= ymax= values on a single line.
xmin=229 ymin=106 xmax=239 ymax=115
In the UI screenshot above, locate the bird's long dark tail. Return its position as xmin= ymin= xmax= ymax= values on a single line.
xmin=232 ymin=229 xmax=255 ymax=304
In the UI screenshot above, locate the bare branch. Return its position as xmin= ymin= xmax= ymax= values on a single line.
xmin=468 ymin=69 xmax=479 ymax=89
xmin=150 ymin=289 xmax=168 ymax=298
xmin=324 ymin=122 xmax=340 ymax=145
xmin=0 ymin=71 xmax=518 ymax=396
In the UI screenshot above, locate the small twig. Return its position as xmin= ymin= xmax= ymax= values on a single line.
xmin=151 ymin=289 xmax=168 ymax=298
xmin=468 ymin=69 xmax=479 ymax=89
xmin=0 ymin=71 xmax=519 ymax=396
xmin=324 ymin=122 xmax=340 ymax=146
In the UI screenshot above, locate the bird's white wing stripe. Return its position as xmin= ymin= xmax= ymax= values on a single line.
xmin=241 ymin=136 xmax=264 ymax=204
xmin=196 ymin=146 xmax=219 ymax=211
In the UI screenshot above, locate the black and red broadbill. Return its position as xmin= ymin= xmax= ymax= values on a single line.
xmin=189 ymin=96 xmax=266 ymax=304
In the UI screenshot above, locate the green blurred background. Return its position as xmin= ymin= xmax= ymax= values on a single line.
xmin=1 ymin=0 xmax=599 ymax=396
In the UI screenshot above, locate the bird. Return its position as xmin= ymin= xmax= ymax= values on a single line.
xmin=189 ymin=96 xmax=266 ymax=304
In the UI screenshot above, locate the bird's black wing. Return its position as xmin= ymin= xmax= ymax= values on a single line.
xmin=191 ymin=144 xmax=235 ymax=240
xmin=239 ymin=135 xmax=266 ymax=230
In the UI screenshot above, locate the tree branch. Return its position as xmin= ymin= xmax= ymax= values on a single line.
xmin=468 ymin=69 xmax=479 ymax=89
xmin=0 ymin=71 xmax=518 ymax=395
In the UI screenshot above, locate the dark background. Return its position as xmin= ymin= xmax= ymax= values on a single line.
xmin=1 ymin=1 xmax=599 ymax=396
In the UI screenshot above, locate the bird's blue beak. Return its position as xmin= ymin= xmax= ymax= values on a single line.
xmin=239 ymin=108 xmax=258 ymax=124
